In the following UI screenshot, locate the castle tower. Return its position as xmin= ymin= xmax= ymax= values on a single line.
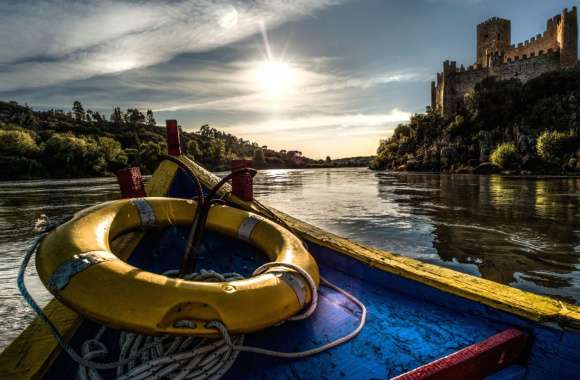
xmin=476 ymin=17 xmax=511 ymax=68
xmin=558 ymin=7 xmax=578 ymax=68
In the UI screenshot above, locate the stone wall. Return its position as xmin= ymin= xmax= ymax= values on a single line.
xmin=476 ymin=17 xmax=511 ymax=67
xmin=502 ymin=18 xmax=560 ymax=62
xmin=433 ymin=53 xmax=562 ymax=116
xmin=493 ymin=53 xmax=561 ymax=82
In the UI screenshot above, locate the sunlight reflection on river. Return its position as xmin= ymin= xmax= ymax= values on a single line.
xmin=0 ymin=168 xmax=579 ymax=350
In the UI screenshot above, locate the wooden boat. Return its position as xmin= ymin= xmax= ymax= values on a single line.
xmin=1 ymin=122 xmax=580 ymax=379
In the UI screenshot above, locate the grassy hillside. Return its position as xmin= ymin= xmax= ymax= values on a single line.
xmin=371 ymin=69 xmax=580 ymax=175
xmin=0 ymin=101 xmax=367 ymax=180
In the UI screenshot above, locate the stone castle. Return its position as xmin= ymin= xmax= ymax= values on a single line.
xmin=431 ymin=7 xmax=578 ymax=117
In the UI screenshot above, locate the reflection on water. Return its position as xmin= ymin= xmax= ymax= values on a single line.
xmin=0 ymin=178 xmax=120 ymax=350
xmin=1 ymin=169 xmax=579 ymax=350
xmin=254 ymin=169 xmax=580 ymax=305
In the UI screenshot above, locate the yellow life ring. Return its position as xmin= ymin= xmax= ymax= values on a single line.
xmin=35 ymin=197 xmax=319 ymax=337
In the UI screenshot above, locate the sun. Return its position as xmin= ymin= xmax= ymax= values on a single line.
xmin=252 ymin=60 xmax=299 ymax=98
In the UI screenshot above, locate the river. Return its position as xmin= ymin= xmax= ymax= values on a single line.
xmin=1 ymin=168 xmax=579 ymax=350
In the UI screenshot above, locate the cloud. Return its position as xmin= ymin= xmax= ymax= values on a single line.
xmin=0 ymin=0 xmax=340 ymax=91
xmin=222 ymin=109 xmax=411 ymax=135
xmin=146 ymin=58 xmax=428 ymax=114
xmin=211 ymin=109 xmax=410 ymax=158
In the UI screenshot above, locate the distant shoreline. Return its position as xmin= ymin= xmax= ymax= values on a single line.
xmin=3 ymin=167 xmax=580 ymax=183
xmin=0 ymin=164 xmax=373 ymax=182
xmin=374 ymin=170 xmax=580 ymax=179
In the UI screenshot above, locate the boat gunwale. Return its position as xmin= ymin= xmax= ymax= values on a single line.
xmin=172 ymin=156 xmax=580 ymax=330
xmin=1 ymin=156 xmax=579 ymax=379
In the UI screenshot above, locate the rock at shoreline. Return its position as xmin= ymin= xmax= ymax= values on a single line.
xmin=474 ymin=162 xmax=502 ymax=174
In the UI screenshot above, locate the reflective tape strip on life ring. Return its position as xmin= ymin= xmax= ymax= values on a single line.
xmin=35 ymin=197 xmax=319 ymax=337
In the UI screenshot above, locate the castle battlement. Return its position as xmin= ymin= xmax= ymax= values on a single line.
xmin=431 ymin=7 xmax=578 ymax=117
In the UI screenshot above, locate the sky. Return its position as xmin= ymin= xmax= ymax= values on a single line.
xmin=1 ymin=0 xmax=579 ymax=159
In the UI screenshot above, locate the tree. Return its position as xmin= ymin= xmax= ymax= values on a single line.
xmin=97 ymin=137 xmax=128 ymax=171
xmin=137 ymin=141 xmax=166 ymax=173
xmin=72 ymin=101 xmax=85 ymax=121
xmin=187 ymin=139 xmax=202 ymax=159
xmin=536 ymin=130 xmax=577 ymax=164
xmin=42 ymin=134 xmax=107 ymax=177
xmin=253 ymin=148 xmax=266 ymax=167
xmin=146 ymin=110 xmax=156 ymax=126
xmin=127 ymin=109 xmax=145 ymax=125
xmin=0 ymin=129 xmax=40 ymax=157
xmin=490 ymin=143 xmax=520 ymax=169
xmin=110 ymin=107 xmax=123 ymax=124
xmin=92 ymin=112 xmax=104 ymax=123
xmin=325 ymin=156 xmax=332 ymax=163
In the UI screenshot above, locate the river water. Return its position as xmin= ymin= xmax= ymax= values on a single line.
xmin=1 ymin=168 xmax=579 ymax=350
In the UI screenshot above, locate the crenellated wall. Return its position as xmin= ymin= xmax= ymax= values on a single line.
xmin=431 ymin=7 xmax=578 ymax=117
xmin=501 ymin=7 xmax=577 ymax=66
xmin=494 ymin=53 xmax=561 ymax=82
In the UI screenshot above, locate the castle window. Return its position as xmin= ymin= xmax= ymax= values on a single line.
xmin=484 ymin=34 xmax=489 ymax=38
xmin=498 ymin=33 xmax=501 ymax=39
xmin=539 ymin=50 xmax=544 ymax=55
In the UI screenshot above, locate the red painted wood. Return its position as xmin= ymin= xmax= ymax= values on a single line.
xmin=116 ymin=167 xmax=146 ymax=198
xmin=231 ymin=159 xmax=253 ymax=202
xmin=166 ymin=119 xmax=182 ymax=156
xmin=392 ymin=328 xmax=528 ymax=380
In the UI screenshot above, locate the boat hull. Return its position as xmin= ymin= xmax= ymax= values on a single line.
xmin=1 ymin=156 xmax=580 ymax=379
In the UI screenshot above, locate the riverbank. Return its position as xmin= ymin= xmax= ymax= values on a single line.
xmin=0 ymin=100 xmax=370 ymax=180
xmin=371 ymin=69 xmax=580 ymax=175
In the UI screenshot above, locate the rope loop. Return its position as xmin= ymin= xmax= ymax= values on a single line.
xmin=252 ymin=262 xmax=319 ymax=321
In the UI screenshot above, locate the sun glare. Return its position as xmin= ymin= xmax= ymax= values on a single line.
xmin=253 ymin=60 xmax=298 ymax=98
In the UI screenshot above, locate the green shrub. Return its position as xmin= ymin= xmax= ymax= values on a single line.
xmin=0 ymin=129 xmax=40 ymax=157
xmin=42 ymin=134 xmax=107 ymax=177
xmin=536 ymin=130 xmax=577 ymax=163
xmin=444 ymin=115 xmax=465 ymax=136
xmin=97 ymin=136 xmax=128 ymax=171
xmin=490 ymin=142 xmax=520 ymax=169
xmin=0 ymin=155 xmax=46 ymax=179
xmin=137 ymin=141 xmax=166 ymax=174
xmin=187 ymin=139 xmax=202 ymax=159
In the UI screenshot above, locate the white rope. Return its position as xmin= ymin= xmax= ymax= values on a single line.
xmin=77 ymin=270 xmax=245 ymax=380
xmin=20 ymin=229 xmax=367 ymax=380
xmin=75 ymin=268 xmax=366 ymax=379
xmin=208 ymin=276 xmax=367 ymax=359
xmin=252 ymin=262 xmax=319 ymax=321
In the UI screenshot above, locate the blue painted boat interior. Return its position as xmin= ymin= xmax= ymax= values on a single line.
xmin=43 ymin=167 xmax=580 ymax=379
xmin=45 ymin=226 xmax=507 ymax=379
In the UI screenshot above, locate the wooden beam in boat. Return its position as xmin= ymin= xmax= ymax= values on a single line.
xmin=391 ymin=328 xmax=529 ymax=380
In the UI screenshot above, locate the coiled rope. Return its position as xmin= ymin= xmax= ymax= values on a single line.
xmin=78 ymin=270 xmax=246 ymax=380
xmin=19 ymin=223 xmax=366 ymax=379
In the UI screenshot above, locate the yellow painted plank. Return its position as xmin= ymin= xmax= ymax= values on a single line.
xmin=173 ymin=156 xmax=580 ymax=330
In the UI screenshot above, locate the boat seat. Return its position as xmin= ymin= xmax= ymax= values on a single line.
xmin=391 ymin=328 xmax=529 ymax=380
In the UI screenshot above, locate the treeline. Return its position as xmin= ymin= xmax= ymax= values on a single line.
xmin=0 ymin=100 xmax=348 ymax=180
xmin=371 ymin=69 xmax=580 ymax=174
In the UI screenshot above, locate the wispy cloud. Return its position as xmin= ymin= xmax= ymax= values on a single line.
xmin=216 ymin=109 xmax=410 ymax=158
xmin=0 ymin=0 xmax=340 ymax=91
xmin=148 ymin=58 xmax=428 ymax=114
xmin=224 ymin=109 xmax=411 ymax=135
